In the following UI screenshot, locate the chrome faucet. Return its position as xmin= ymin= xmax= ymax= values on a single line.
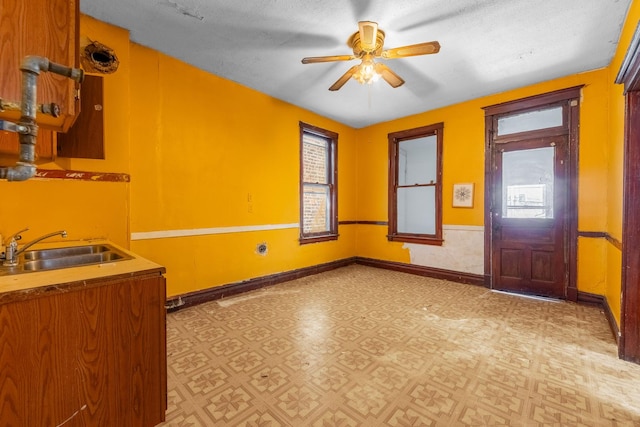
xmin=2 ymin=228 xmax=67 ymax=267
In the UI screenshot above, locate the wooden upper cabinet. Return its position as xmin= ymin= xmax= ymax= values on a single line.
xmin=0 ymin=0 xmax=80 ymax=132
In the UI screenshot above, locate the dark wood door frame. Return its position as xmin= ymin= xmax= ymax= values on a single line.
xmin=483 ymin=86 xmax=582 ymax=301
xmin=616 ymin=26 xmax=640 ymax=363
xmin=619 ymin=91 xmax=640 ymax=363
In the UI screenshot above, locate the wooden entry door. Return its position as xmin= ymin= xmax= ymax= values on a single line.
xmin=491 ymin=135 xmax=568 ymax=298
xmin=484 ymin=88 xmax=580 ymax=300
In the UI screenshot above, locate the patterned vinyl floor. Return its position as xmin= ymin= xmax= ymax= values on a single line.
xmin=159 ymin=265 xmax=640 ymax=426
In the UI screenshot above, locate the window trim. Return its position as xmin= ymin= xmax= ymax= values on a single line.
xmin=299 ymin=121 xmax=338 ymax=244
xmin=387 ymin=122 xmax=444 ymax=246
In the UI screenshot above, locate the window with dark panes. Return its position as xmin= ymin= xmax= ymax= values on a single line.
xmin=300 ymin=122 xmax=338 ymax=244
xmin=388 ymin=123 xmax=443 ymax=245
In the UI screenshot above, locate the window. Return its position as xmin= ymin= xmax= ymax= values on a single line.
xmin=497 ymin=106 xmax=563 ymax=136
xmin=388 ymin=123 xmax=443 ymax=245
xmin=300 ymin=122 xmax=338 ymax=243
xmin=502 ymin=147 xmax=555 ymax=219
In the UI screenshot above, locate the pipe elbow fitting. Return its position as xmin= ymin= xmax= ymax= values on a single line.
xmin=19 ymin=55 xmax=50 ymax=75
xmin=1 ymin=55 xmax=84 ymax=182
xmin=0 ymin=163 xmax=36 ymax=182
xmin=19 ymin=56 xmax=84 ymax=83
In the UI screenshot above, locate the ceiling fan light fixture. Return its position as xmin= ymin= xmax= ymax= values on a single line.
xmin=353 ymin=59 xmax=380 ymax=85
xmin=301 ymin=21 xmax=440 ymax=91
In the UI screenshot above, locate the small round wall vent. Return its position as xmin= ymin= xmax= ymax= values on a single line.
xmin=256 ymin=242 xmax=268 ymax=256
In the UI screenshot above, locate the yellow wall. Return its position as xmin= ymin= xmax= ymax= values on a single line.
xmin=2 ymin=6 xmax=638 ymax=325
xmin=352 ymin=0 xmax=640 ymax=326
xmin=127 ymin=44 xmax=358 ymax=296
xmin=56 ymin=16 xmax=132 ymax=175
xmin=356 ymin=69 xmax=610 ymax=291
xmin=0 ymin=16 xmax=131 ymax=247
xmin=605 ymin=0 xmax=640 ymax=324
xmin=0 ymin=17 xmax=357 ymax=298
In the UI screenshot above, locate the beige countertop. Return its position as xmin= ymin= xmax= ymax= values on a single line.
xmin=0 ymin=239 xmax=165 ymax=303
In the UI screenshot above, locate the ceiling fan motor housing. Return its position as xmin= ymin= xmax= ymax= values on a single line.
xmin=348 ymin=28 xmax=386 ymax=56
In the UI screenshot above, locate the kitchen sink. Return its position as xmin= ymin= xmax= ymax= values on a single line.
xmin=1 ymin=244 xmax=132 ymax=275
xmin=23 ymin=244 xmax=115 ymax=261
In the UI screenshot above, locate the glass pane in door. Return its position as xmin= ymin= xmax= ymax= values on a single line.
xmin=502 ymin=147 xmax=555 ymax=218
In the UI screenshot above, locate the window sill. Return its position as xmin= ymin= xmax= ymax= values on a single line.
xmin=387 ymin=234 xmax=443 ymax=246
xmin=299 ymin=234 xmax=339 ymax=245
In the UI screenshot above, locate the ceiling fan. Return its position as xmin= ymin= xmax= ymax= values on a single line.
xmin=301 ymin=21 xmax=440 ymax=91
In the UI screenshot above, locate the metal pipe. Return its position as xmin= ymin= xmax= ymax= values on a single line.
xmin=0 ymin=98 xmax=61 ymax=118
xmin=0 ymin=56 xmax=84 ymax=182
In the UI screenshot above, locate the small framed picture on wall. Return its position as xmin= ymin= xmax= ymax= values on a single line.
xmin=453 ymin=183 xmax=474 ymax=208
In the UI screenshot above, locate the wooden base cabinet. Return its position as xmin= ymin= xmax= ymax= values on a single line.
xmin=0 ymin=272 xmax=167 ymax=427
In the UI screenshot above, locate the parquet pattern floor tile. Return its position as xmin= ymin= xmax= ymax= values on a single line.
xmin=159 ymin=265 xmax=640 ymax=426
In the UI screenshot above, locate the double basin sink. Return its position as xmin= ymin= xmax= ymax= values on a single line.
xmin=1 ymin=244 xmax=132 ymax=276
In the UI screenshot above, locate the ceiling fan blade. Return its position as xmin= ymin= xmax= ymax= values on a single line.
xmin=381 ymin=41 xmax=441 ymax=59
xmin=358 ymin=21 xmax=378 ymax=51
xmin=302 ymin=54 xmax=356 ymax=64
xmin=374 ymin=63 xmax=405 ymax=88
xmin=329 ymin=65 xmax=359 ymax=91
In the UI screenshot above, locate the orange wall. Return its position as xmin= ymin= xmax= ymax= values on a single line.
xmin=356 ymin=69 xmax=610 ymax=292
xmin=0 ymin=16 xmax=131 ymax=247
xmin=2 ymin=7 xmax=637 ymax=323
xmin=352 ymin=0 xmax=640 ymax=327
xmin=604 ymin=0 xmax=640 ymax=325
xmin=0 ymin=16 xmax=358 ymax=298
xmin=127 ymin=44 xmax=358 ymax=296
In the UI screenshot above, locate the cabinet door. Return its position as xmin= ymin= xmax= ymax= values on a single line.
xmin=0 ymin=0 xmax=80 ymax=131
xmin=0 ymin=273 xmax=167 ymax=427
xmin=57 ymin=75 xmax=105 ymax=159
xmin=0 ymin=288 xmax=83 ymax=426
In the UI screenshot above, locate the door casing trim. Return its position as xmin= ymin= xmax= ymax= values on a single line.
xmin=483 ymin=86 xmax=582 ymax=301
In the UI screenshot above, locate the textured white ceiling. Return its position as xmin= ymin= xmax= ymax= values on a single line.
xmin=80 ymin=0 xmax=632 ymax=128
